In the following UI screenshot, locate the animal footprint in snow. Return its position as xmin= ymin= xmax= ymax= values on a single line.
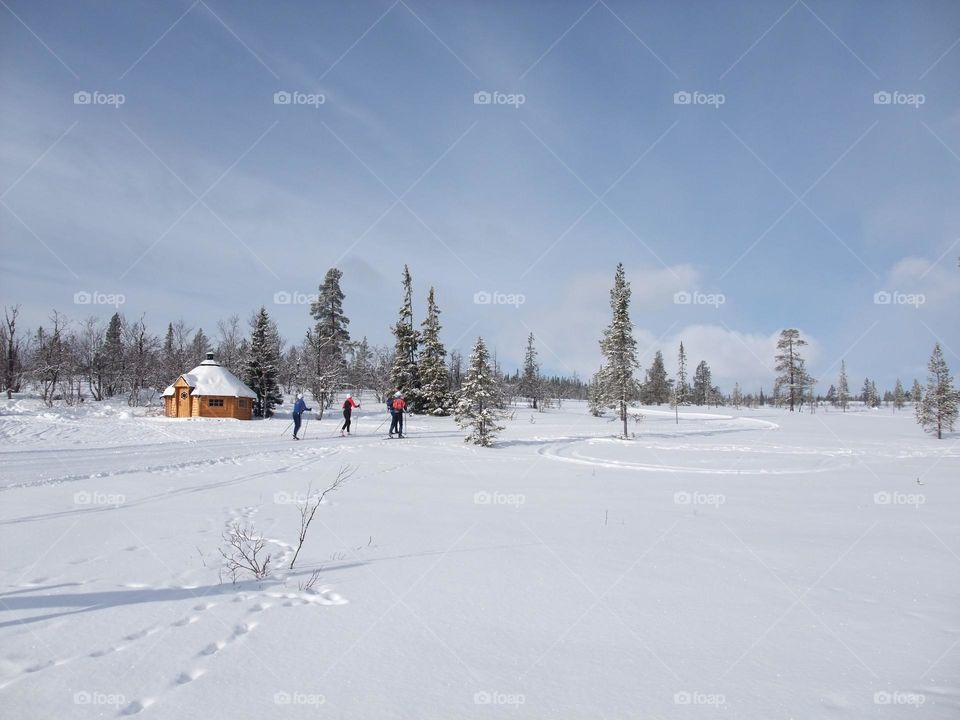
xmin=192 ymin=602 xmax=216 ymax=611
xmin=231 ymin=622 xmax=256 ymax=638
xmin=174 ymin=668 xmax=205 ymax=685
xmin=199 ymin=641 xmax=224 ymax=656
xmin=171 ymin=616 xmax=198 ymax=627
xmin=120 ymin=699 xmax=154 ymax=715
xmin=248 ymin=602 xmax=271 ymax=613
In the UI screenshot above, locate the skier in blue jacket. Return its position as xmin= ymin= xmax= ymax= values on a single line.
xmin=292 ymin=393 xmax=311 ymax=440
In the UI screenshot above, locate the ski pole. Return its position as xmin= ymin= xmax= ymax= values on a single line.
xmin=302 ymin=417 xmax=309 ymax=439
xmin=373 ymin=416 xmax=388 ymax=434
xmin=280 ymin=421 xmax=293 ymax=437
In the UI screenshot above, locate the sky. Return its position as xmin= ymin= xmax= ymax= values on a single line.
xmin=1 ymin=0 xmax=959 ymax=393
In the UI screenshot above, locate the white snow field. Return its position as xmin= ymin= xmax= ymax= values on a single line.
xmin=0 ymin=397 xmax=958 ymax=719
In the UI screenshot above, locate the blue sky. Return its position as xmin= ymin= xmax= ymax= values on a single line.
xmin=1 ymin=0 xmax=958 ymax=392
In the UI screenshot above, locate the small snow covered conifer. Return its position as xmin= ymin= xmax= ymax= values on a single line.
xmin=455 ymin=336 xmax=504 ymax=446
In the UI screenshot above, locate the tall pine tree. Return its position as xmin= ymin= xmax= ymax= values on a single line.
xmin=389 ymin=265 xmax=421 ymax=407
xmin=244 ymin=307 xmax=282 ymax=418
xmin=520 ymin=333 xmax=543 ymax=410
xmin=418 ymin=287 xmax=451 ymax=415
xmin=916 ymin=343 xmax=958 ymax=439
xmin=675 ymin=342 xmax=691 ymax=405
xmin=837 ymin=360 xmax=850 ymax=412
xmin=455 ymin=336 xmax=504 ymax=446
xmin=308 ymin=268 xmax=351 ymax=409
xmin=598 ymin=263 xmax=640 ymax=438
xmin=774 ymin=329 xmax=813 ymax=411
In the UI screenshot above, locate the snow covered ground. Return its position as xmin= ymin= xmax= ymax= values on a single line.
xmin=0 ymin=397 xmax=958 ymax=719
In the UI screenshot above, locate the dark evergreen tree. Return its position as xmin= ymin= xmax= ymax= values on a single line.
xmin=597 ymin=263 xmax=640 ymax=438
xmin=244 ymin=307 xmax=283 ymax=418
xmin=418 ymin=287 xmax=451 ymax=415
xmin=519 ymin=332 xmax=543 ymax=410
xmin=917 ymin=343 xmax=958 ymax=439
xmin=389 ymin=265 xmax=421 ymax=406
xmin=642 ymin=350 xmax=671 ymax=405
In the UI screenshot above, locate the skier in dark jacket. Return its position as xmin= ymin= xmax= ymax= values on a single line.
xmin=340 ymin=394 xmax=360 ymax=436
xmin=292 ymin=393 xmax=311 ymax=440
xmin=388 ymin=392 xmax=406 ymax=438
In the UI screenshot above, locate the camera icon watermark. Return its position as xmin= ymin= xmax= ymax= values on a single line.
xmin=273 ymin=290 xmax=320 ymax=306
xmin=273 ymin=90 xmax=325 ymax=108
xmin=673 ymin=90 xmax=725 ymax=108
xmin=873 ymin=290 xmax=924 ymax=308
xmin=273 ymin=691 xmax=326 ymax=706
xmin=873 ymin=491 xmax=925 ymax=508
xmin=74 ymin=290 xmax=126 ymax=308
xmin=873 ymin=90 xmax=925 ymax=108
xmin=674 ymin=690 xmax=726 ymax=706
xmin=673 ymin=290 xmax=725 ymax=307
xmin=473 ymin=290 xmax=525 ymax=307
xmin=874 ymin=690 xmax=925 ymax=706
xmin=473 ymin=491 xmax=526 ymax=509
xmin=73 ymin=90 xmax=125 ymax=108
xmin=473 ymin=690 xmax=525 ymax=706
xmin=473 ymin=90 xmax=526 ymax=108
xmin=674 ymin=491 xmax=725 ymax=508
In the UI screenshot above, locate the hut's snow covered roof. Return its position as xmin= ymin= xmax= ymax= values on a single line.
xmin=163 ymin=357 xmax=257 ymax=399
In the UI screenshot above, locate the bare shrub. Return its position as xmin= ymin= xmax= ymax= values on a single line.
xmin=289 ymin=465 xmax=355 ymax=570
xmin=220 ymin=524 xmax=272 ymax=581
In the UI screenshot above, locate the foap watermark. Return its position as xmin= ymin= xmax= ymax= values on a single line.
xmin=473 ymin=290 xmax=525 ymax=308
xmin=74 ymin=490 xmax=126 ymax=507
xmin=273 ymin=90 xmax=325 ymax=108
xmin=74 ymin=90 xmax=125 ymax=108
xmin=73 ymin=690 xmax=126 ymax=707
xmin=674 ymin=690 xmax=726 ymax=707
xmin=674 ymin=491 xmax=725 ymax=508
xmin=474 ymin=690 xmax=525 ymax=706
xmin=873 ymin=290 xmax=925 ymax=308
xmin=74 ymin=290 xmax=125 ymax=308
xmin=674 ymin=90 xmax=725 ymax=108
xmin=273 ymin=490 xmax=320 ymax=505
xmin=874 ymin=491 xmax=925 ymax=508
xmin=273 ymin=290 xmax=320 ymax=306
xmin=474 ymin=491 xmax=525 ymax=509
xmin=674 ymin=290 xmax=725 ymax=308
xmin=873 ymin=91 xmax=925 ymax=108
xmin=274 ymin=691 xmax=326 ymax=707
xmin=874 ymin=690 xmax=926 ymax=707
xmin=473 ymin=90 xmax=526 ymax=108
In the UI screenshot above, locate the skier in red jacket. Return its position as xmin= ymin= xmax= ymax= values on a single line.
xmin=388 ymin=392 xmax=406 ymax=438
xmin=340 ymin=394 xmax=360 ymax=436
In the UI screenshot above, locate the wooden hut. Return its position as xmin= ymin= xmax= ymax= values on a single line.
xmin=162 ymin=353 xmax=256 ymax=420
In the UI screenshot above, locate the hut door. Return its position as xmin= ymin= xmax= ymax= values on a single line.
xmin=177 ymin=389 xmax=190 ymax=417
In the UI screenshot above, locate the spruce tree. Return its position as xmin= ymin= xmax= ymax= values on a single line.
xmin=692 ymin=360 xmax=712 ymax=406
xmin=588 ymin=366 xmax=607 ymax=417
xmin=309 ymin=268 xmax=351 ymax=408
xmin=418 ymin=287 xmax=451 ymax=415
xmin=916 ymin=343 xmax=958 ymax=439
xmin=642 ymin=350 xmax=671 ymax=405
xmin=676 ymin=342 xmax=691 ymax=405
xmin=455 ymin=336 xmax=504 ymax=446
xmin=837 ymin=361 xmax=850 ymax=412
xmin=598 ymin=263 xmax=640 ymax=438
xmin=774 ymin=329 xmax=813 ymax=411
xmin=102 ymin=313 xmax=125 ymax=397
xmin=911 ymin=379 xmax=923 ymax=403
xmin=520 ymin=333 xmax=543 ymax=410
xmin=244 ymin=307 xmax=283 ymax=418
xmin=389 ymin=265 xmax=421 ymax=406
xmin=893 ymin=379 xmax=905 ymax=410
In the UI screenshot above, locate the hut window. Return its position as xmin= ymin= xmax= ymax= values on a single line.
xmin=238 ymin=399 xmax=247 ymax=408
xmin=208 ymin=398 xmax=224 ymax=407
